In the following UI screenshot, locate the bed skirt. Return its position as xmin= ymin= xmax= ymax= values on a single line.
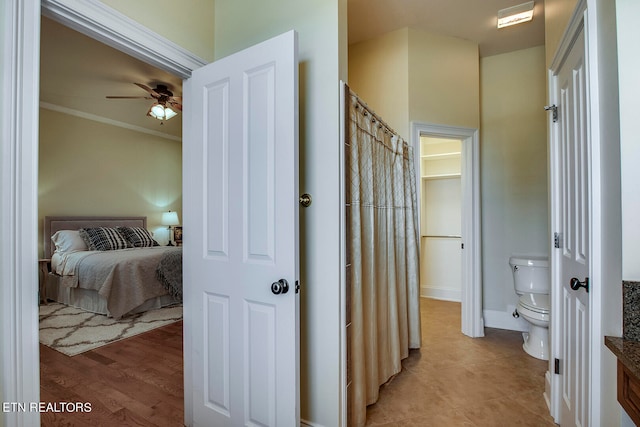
xmin=45 ymin=275 xmax=180 ymax=318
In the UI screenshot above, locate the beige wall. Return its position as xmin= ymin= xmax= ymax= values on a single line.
xmin=544 ymin=0 xmax=579 ymax=65
xmin=213 ymin=1 xmax=347 ymax=425
xmin=348 ymin=28 xmax=479 ymax=139
xmin=99 ymin=0 xmax=215 ymax=62
xmin=348 ymin=29 xmax=409 ymax=137
xmin=38 ymin=108 xmax=182 ymax=255
xmin=408 ymin=28 xmax=480 ymax=130
xmin=480 ymin=46 xmax=548 ymax=312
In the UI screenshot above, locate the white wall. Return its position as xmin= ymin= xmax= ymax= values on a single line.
xmin=480 ymin=46 xmax=548 ymax=320
xmin=213 ymin=1 xmax=347 ymax=425
xmin=613 ymin=0 xmax=640 ymax=424
xmin=420 ymin=178 xmax=462 ymax=301
xmin=420 ymin=137 xmax=462 ymax=301
xmin=617 ymin=0 xmax=640 ymax=280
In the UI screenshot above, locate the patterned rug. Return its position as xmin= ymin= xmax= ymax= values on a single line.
xmin=39 ymin=302 xmax=182 ymax=356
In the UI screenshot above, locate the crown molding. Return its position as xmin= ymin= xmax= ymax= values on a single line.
xmin=41 ymin=0 xmax=208 ymax=79
xmin=40 ymin=102 xmax=182 ymax=142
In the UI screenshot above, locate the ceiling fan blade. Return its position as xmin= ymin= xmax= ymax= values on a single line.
xmin=105 ymin=96 xmax=153 ymax=99
xmin=167 ymin=100 xmax=183 ymax=111
xmin=134 ymin=82 xmax=161 ymax=98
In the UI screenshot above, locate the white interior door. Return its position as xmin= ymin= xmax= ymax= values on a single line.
xmin=183 ymin=31 xmax=299 ymax=427
xmin=554 ymin=27 xmax=590 ymax=427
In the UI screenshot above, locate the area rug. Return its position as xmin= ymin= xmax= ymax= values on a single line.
xmin=39 ymin=302 xmax=182 ymax=356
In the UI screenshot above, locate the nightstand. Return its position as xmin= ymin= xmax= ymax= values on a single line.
xmin=38 ymin=258 xmax=51 ymax=305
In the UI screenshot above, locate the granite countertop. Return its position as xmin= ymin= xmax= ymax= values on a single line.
xmin=605 ymin=336 xmax=640 ymax=379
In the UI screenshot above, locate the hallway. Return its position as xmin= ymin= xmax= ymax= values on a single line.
xmin=365 ymin=298 xmax=557 ymax=426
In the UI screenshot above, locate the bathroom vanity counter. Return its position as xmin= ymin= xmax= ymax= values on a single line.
xmin=605 ymin=336 xmax=640 ymax=426
xmin=606 ymin=336 xmax=640 ymax=379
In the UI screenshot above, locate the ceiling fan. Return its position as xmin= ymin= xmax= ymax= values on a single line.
xmin=106 ymin=83 xmax=182 ymax=121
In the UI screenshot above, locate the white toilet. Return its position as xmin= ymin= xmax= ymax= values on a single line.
xmin=510 ymin=255 xmax=550 ymax=361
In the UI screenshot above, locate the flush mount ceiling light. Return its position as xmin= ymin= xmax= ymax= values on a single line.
xmin=497 ymin=1 xmax=535 ymax=29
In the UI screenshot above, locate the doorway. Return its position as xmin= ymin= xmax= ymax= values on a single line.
xmin=0 ymin=2 xmax=205 ymax=424
xmin=411 ymin=122 xmax=483 ymax=338
xmin=37 ymin=14 xmax=185 ymax=423
xmin=419 ymin=137 xmax=463 ymax=302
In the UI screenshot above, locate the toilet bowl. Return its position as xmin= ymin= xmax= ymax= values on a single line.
xmin=517 ymin=293 xmax=550 ymax=360
xmin=510 ymin=256 xmax=550 ymax=361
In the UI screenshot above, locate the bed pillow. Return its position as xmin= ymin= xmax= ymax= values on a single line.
xmin=51 ymin=230 xmax=88 ymax=253
xmin=78 ymin=227 xmax=131 ymax=251
xmin=117 ymin=226 xmax=159 ymax=248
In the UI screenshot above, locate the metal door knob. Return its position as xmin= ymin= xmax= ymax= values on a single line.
xmin=570 ymin=277 xmax=589 ymax=293
xmin=271 ymin=279 xmax=289 ymax=295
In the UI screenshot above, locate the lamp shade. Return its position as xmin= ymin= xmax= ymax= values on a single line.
xmin=162 ymin=211 xmax=180 ymax=226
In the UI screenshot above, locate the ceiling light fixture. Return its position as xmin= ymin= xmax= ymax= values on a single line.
xmin=497 ymin=1 xmax=535 ymax=29
xmin=147 ymin=102 xmax=178 ymax=121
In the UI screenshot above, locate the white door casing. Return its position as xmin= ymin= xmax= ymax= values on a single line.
xmin=410 ymin=123 xmax=483 ymax=338
xmin=183 ymin=30 xmax=300 ymax=427
xmin=2 ymin=1 xmax=207 ymax=426
xmin=550 ymin=24 xmax=591 ymax=427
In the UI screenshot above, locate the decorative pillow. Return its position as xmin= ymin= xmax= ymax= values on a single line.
xmin=51 ymin=230 xmax=88 ymax=253
xmin=78 ymin=227 xmax=131 ymax=251
xmin=117 ymin=226 xmax=159 ymax=248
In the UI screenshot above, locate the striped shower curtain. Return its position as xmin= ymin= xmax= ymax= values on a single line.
xmin=345 ymin=87 xmax=422 ymax=426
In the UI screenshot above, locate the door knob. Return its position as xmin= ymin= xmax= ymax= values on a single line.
xmin=570 ymin=277 xmax=589 ymax=293
xmin=271 ymin=279 xmax=289 ymax=295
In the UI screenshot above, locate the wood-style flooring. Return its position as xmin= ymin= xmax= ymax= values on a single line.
xmin=40 ymin=299 xmax=557 ymax=426
xmin=39 ymin=320 xmax=183 ymax=427
xmin=365 ymin=298 xmax=558 ymax=426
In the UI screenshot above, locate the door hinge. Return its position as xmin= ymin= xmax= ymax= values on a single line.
xmin=545 ymin=104 xmax=558 ymax=123
xmin=554 ymin=358 xmax=561 ymax=375
xmin=295 ymin=280 xmax=300 ymax=294
xmin=554 ymin=232 xmax=562 ymax=249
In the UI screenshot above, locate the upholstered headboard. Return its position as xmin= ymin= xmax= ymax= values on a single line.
xmin=44 ymin=216 xmax=146 ymax=259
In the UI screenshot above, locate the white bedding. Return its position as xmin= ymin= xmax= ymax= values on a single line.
xmin=51 ymin=246 xmax=182 ymax=319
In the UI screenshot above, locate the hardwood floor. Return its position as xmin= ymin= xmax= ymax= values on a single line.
xmin=41 ymin=300 xmax=557 ymax=426
xmin=365 ymin=298 xmax=558 ymax=426
xmin=40 ymin=320 xmax=184 ymax=427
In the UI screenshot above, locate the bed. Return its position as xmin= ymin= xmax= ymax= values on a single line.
xmin=44 ymin=216 xmax=182 ymax=319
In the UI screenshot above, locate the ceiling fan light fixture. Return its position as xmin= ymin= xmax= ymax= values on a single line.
xmin=497 ymin=1 xmax=534 ymax=29
xmin=148 ymin=102 xmax=178 ymax=121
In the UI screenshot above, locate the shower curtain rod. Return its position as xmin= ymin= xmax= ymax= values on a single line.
xmin=348 ymin=86 xmax=402 ymax=140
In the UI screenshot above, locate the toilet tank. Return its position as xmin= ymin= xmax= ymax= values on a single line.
xmin=509 ymin=255 xmax=549 ymax=295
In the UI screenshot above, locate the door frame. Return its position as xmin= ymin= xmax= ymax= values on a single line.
xmin=0 ymin=1 xmax=206 ymax=425
xmin=411 ymin=122 xmax=483 ymax=338
xmin=547 ymin=0 xmax=606 ymax=423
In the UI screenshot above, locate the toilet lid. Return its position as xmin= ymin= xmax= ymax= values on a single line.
xmin=519 ymin=293 xmax=550 ymax=314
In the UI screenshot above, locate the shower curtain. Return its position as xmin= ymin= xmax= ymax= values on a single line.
xmin=345 ymin=87 xmax=421 ymax=426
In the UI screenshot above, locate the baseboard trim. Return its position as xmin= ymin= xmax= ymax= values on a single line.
xmin=483 ymin=307 xmax=529 ymax=332
xmin=544 ymin=371 xmax=552 ymax=411
xmin=301 ymin=419 xmax=325 ymax=427
xmin=420 ymin=286 xmax=461 ymax=302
